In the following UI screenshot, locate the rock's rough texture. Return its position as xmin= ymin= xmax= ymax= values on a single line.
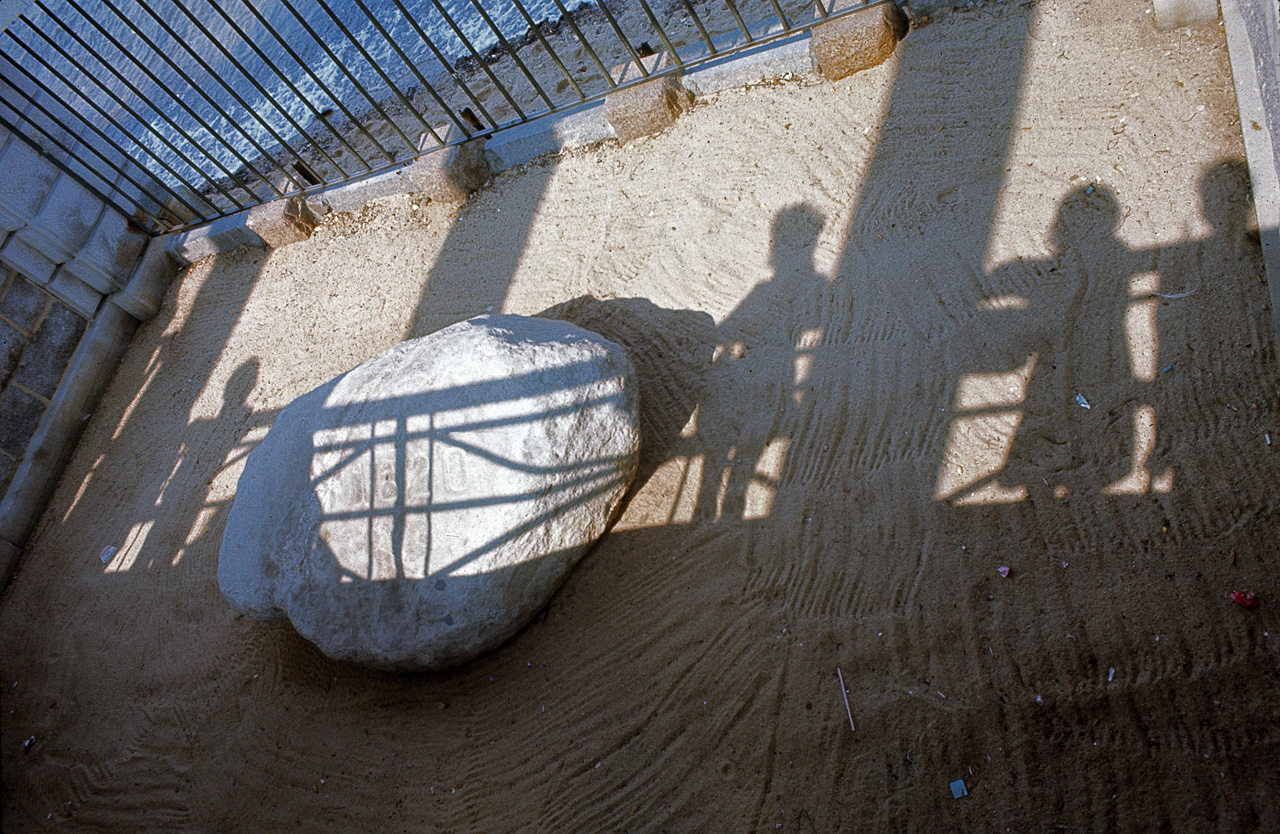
xmin=218 ymin=315 xmax=639 ymax=670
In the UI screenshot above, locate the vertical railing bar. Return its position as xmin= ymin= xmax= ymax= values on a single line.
xmin=0 ymin=51 xmax=205 ymax=220
xmin=423 ymin=0 xmax=528 ymax=121
xmin=0 ymin=109 xmax=168 ymax=231
xmin=162 ymin=0 xmax=349 ymax=181
xmin=3 ymin=28 xmax=213 ymax=216
xmin=386 ymin=0 xmax=501 ymax=131
xmin=722 ymin=0 xmax=754 ymax=43
xmin=594 ymin=0 xmax=652 ymax=79
xmin=130 ymin=0 xmax=313 ymax=193
xmin=308 ymin=0 xmax=429 ymax=149
xmin=13 ymin=13 xmax=248 ymax=211
xmin=228 ymin=0 xmax=382 ymax=172
xmin=184 ymin=4 xmax=357 ymax=179
xmin=85 ymin=0 xmax=294 ymax=199
xmin=545 ymin=0 xmax=617 ymax=91
xmin=272 ymin=0 xmax=416 ymax=158
xmin=813 ymin=0 xmax=830 ymax=20
xmin=765 ymin=0 xmax=793 ymax=32
xmin=47 ymin=0 xmax=262 ymax=207
xmin=461 ymin=0 xmax=556 ymax=111
xmin=343 ymin=0 xmax=470 ymax=143
xmin=677 ymin=0 xmax=717 ymax=55
xmin=634 ymin=0 xmax=684 ymax=66
xmin=506 ymin=0 xmax=586 ymax=101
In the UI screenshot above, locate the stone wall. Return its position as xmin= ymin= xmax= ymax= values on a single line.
xmin=0 ymin=123 xmax=179 ymax=590
xmin=0 ymin=268 xmax=88 ymax=496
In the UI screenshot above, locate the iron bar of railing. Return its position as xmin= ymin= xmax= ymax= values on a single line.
xmin=224 ymin=0 xmax=379 ymax=174
xmin=85 ymin=0 xmax=297 ymax=199
xmin=545 ymin=0 xmax=618 ymax=91
xmin=634 ymin=0 xmax=684 ymax=66
xmin=0 ymin=108 xmax=165 ymax=229
xmin=269 ymin=0 xmax=406 ymax=161
xmin=43 ymin=0 xmax=261 ymax=206
xmin=594 ymin=0 xmax=651 ymax=79
xmin=309 ymin=0 xmax=432 ymax=147
xmin=121 ymin=0 xmax=316 ymax=195
xmin=345 ymin=0 xmax=472 ymax=143
xmin=12 ymin=10 xmax=249 ymax=211
xmin=0 ymin=104 xmax=170 ymax=230
xmin=0 ymin=52 xmax=201 ymax=223
xmin=460 ymin=0 xmax=556 ymax=111
xmin=765 ymin=0 xmax=794 ymax=32
xmin=166 ymin=0 xmax=351 ymax=181
xmin=721 ymin=0 xmax=754 ymax=43
xmin=386 ymin=0 xmax=501 ymax=132
xmin=507 ymin=0 xmax=586 ymax=102
xmin=424 ymin=0 xmax=528 ymax=122
xmin=2 ymin=31 xmax=213 ymax=219
xmin=678 ymin=0 xmax=717 ymax=54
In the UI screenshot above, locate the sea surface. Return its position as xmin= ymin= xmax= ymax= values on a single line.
xmin=3 ymin=0 xmax=597 ymax=203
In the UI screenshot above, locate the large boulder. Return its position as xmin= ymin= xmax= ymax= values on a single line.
xmin=218 ymin=315 xmax=640 ymax=670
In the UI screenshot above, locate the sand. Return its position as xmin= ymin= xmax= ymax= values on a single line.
xmin=4 ymin=0 xmax=1279 ymax=830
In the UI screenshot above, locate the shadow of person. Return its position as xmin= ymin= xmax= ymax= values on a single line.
xmin=694 ymin=203 xmax=827 ymax=522
xmin=938 ymin=184 xmax=1152 ymax=504
xmin=159 ymin=357 xmax=279 ymax=566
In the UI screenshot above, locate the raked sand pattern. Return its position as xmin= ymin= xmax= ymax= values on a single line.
xmin=3 ymin=1 xmax=1279 ymax=831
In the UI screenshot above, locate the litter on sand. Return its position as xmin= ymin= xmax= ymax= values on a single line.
xmin=98 ymin=546 xmax=117 ymax=564
xmin=950 ymin=779 xmax=968 ymax=799
xmin=1075 ymin=393 xmax=1091 ymax=409
xmin=837 ymin=667 xmax=855 ymax=732
xmin=1230 ymin=590 xmax=1260 ymax=609
xmin=997 ymin=566 xmax=1011 ymax=578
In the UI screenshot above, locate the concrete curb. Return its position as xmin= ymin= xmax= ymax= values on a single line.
xmin=1221 ymin=0 xmax=1280 ymax=343
xmin=0 ymin=302 xmax=139 ymax=586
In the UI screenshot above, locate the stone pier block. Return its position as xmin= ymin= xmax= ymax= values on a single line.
xmin=604 ymin=52 xmax=692 ymax=144
xmin=409 ymin=125 xmax=489 ymax=204
xmin=14 ymin=175 xmax=104 ymax=264
xmin=246 ymin=196 xmax=318 ymax=250
xmin=0 ymin=235 xmax=57 ymax=285
xmin=0 ymin=138 xmax=59 ymax=233
xmin=114 ymin=236 xmax=180 ymax=321
xmin=61 ymin=208 xmax=149 ymax=294
xmin=812 ymin=0 xmax=908 ymax=81
xmin=47 ymin=268 xmax=102 ymax=319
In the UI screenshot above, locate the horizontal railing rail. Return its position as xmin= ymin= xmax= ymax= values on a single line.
xmin=0 ymin=0 xmax=886 ymax=234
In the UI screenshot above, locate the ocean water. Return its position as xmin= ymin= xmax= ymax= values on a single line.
xmin=3 ymin=0 xmax=595 ymax=207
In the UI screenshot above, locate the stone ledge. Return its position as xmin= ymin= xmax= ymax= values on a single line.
xmin=483 ymin=102 xmax=616 ymax=173
xmin=408 ymin=137 xmax=490 ymax=204
xmin=0 ymin=303 xmax=138 ymax=592
xmin=604 ymin=52 xmax=692 ymax=144
xmin=166 ymin=210 xmax=266 ymax=267
xmin=682 ymin=31 xmax=815 ymax=96
xmin=113 ymin=236 xmax=179 ymax=321
xmin=1220 ymin=0 xmax=1280 ymax=342
xmin=247 ymin=196 xmax=318 ymax=250
xmin=811 ymin=1 xmax=908 ymax=81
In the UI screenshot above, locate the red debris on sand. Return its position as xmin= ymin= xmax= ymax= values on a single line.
xmin=997 ymin=566 xmax=1011 ymax=578
xmin=1230 ymin=590 xmax=1260 ymax=609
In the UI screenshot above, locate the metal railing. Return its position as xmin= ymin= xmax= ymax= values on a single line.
xmin=0 ymin=0 xmax=883 ymax=233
